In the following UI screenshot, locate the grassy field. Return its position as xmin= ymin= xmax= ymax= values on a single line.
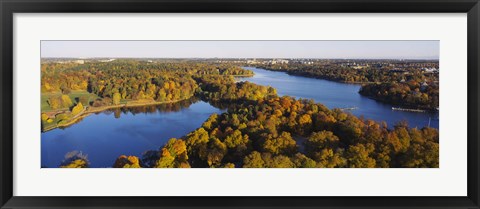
xmin=41 ymin=90 xmax=99 ymax=112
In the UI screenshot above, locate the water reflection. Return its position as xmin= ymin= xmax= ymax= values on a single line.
xmin=109 ymin=97 xmax=201 ymax=116
xmin=41 ymin=97 xmax=224 ymax=168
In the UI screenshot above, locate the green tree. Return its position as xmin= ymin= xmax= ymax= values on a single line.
xmin=47 ymin=96 xmax=61 ymax=109
xmin=71 ymin=102 xmax=84 ymax=116
xmin=157 ymin=89 xmax=167 ymax=102
xmin=112 ymin=92 xmax=121 ymax=105
xmin=262 ymin=132 xmax=297 ymax=155
xmin=41 ymin=113 xmax=49 ymax=121
xmin=155 ymin=138 xmax=190 ymax=168
xmin=61 ymin=94 xmax=73 ymax=108
xmin=224 ymin=130 xmax=249 ymax=149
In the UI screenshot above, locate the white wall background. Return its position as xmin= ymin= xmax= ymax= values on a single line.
xmin=13 ymin=13 xmax=467 ymax=196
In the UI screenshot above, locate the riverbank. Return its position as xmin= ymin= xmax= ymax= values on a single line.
xmin=358 ymin=94 xmax=438 ymax=112
xmin=283 ymin=71 xmax=379 ymax=85
xmin=246 ymin=66 xmax=437 ymax=110
xmin=246 ymin=66 xmax=379 ymax=85
xmin=232 ymin=74 xmax=254 ymax=77
xmin=41 ymin=97 xmax=194 ymax=132
xmin=240 ymin=66 xmax=439 ymax=129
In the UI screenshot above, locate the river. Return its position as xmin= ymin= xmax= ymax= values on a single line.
xmin=238 ymin=67 xmax=439 ymax=129
xmin=41 ymin=67 xmax=439 ymax=168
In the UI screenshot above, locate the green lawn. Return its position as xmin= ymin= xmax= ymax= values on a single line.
xmin=41 ymin=90 xmax=99 ymax=112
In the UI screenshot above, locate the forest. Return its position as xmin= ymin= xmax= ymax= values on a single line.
xmin=108 ymin=90 xmax=438 ymax=168
xmin=41 ymin=60 xmax=252 ymax=131
xmin=43 ymin=60 xmax=439 ymax=168
xmin=359 ymin=82 xmax=439 ymax=110
xmin=252 ymin=61 xmax=439 ymax=110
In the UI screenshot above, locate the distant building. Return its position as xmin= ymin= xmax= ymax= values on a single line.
xmin=100 ymin=59 xmax=116 ymax=63
xmin=422 ymin=68 xmax=438 ymax=73
xmin=267 ymin=59 xmax=289 ymax=65
xmin=352 ymin=66 xmax=365 ymax=70
xmin=301 ymin=61 xmax=313 ymax=65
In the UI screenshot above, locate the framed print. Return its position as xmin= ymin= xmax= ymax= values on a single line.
xmin=1 ymin=0 xmax=479 ymax=208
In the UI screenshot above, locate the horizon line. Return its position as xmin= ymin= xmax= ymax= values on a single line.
xmin=41 ymin=57 xmax=440 ymax=60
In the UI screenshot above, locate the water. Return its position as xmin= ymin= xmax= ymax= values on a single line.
xmin=42 ymin=68 xmax=439 ymax=167
xmin=41 ymin=99 xmax=225 ymax=168
xmin=238 ymin=67 xmax=439 ymax=129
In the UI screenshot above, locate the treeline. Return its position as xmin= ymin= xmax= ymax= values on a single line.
xmin=253 ymin=62 xmax=438 ymax=84
xmin=41 ymin=61 xmax=253 ymax=132
xmin=42 ymin=61 xmax=252 ymax=93
xmin=41 ymin=61 xmax=253 ymax=110
xmin=88 ymin=70 xmax=197 ymax=105
xmin=195 ymin=75 xmax=277 ymax=101
xmin=252 ymin=62 xmax=439 ymax=109
xmin=359 ymin=81 xmax=439 ymax=110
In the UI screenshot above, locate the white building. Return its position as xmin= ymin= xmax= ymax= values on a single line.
xmin=422 ymin=68 xmax=438 ymax=73
xmin=100 ymin=59 xmax=116 ymax=63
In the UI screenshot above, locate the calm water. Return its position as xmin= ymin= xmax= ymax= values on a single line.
xmin=238 ymin=67 xmax=439 ymax=129
xmin=42 ymin=67 xmax=439 ymax=167
xmin=41 ymin=99 xmax=225 ymax=168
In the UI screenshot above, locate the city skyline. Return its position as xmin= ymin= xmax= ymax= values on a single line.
xmin=41 ymin=40 xmax=439 ymax=59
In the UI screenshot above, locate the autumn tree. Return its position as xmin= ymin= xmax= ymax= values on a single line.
xmin=61 ymin=94 xmax=73 ymax=108
xmin=71 ymin=102 xmax=84 ymax=116
xmin=346 ymin=144 xmax=376 ymax=168
xmin=113 ymin=92 xmax=121 ymax=105
xmin=60 ymin=151 xmax=89 ymax=168
xmin=113 ymin=155 xmax=141 ymax=168
xmin=262 ymin=132 xmax=297 ymax=156
xmin=243 ymin=151 xmax=265 ymax=168
xmin=155 ymin=138 xmax=190 ymax=168
xmin=305 ymin=131 xmax=340 ymax=156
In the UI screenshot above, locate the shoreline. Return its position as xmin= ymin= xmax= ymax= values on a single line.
xmin=358 ymin=94 xmax=438 ymax=112
xmin=245 ymin=66 xmax=380 ymax=84
xmin=246 ymin=66 xmax=436 ymax=110
xmin=41 ymin=97 xmax=194 ymax=133
xmin=232 ymin=74 xmax=254 ymax=77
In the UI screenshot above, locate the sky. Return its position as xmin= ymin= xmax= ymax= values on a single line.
xmin=41 ymin=41 xmax=439 ymax=59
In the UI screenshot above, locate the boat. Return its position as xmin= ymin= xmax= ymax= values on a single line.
xmin=391 ymin=107 xmax=425 ymax=113
xmin=340 ymin=107 xmax=358 ymax=111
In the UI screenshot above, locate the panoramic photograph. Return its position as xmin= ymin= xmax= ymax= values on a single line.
xmin=41 ymin=41 xmax=439 ymax=168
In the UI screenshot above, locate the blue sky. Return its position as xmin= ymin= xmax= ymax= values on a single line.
xmin=41 ymin=40 xmax=439 ymax=59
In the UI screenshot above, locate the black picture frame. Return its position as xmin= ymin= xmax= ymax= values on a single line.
xmin=1 ymin=0 xmax=479 ymax=208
